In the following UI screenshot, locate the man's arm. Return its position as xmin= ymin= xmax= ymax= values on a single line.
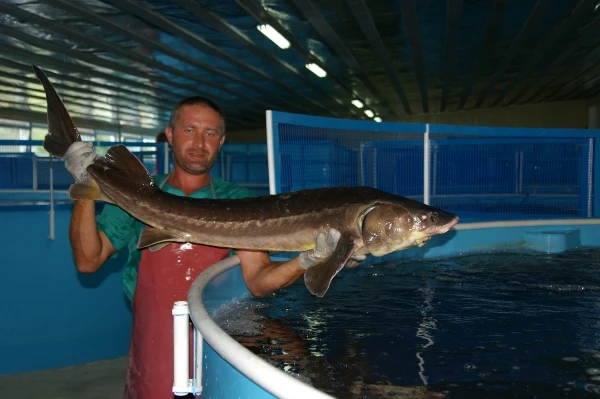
xmin=69 ymin=199 xmax=116 ymax=273
xmin=62 ymin=141 xmax=115 ymax=273
xmin=236 ymin=229 xmax=343 ymax=297
xmin=236 ymin=250 xmax=305 ymax=297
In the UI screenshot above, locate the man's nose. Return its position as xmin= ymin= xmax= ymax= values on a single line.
xmin=192 ymin=132 xmax=205 ymax=147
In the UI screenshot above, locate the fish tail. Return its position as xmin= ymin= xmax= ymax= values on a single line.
xmin=69 ymin=144 xmax=158 ymax=202
xmin=32 ymin=65 xmax=81 ymax=158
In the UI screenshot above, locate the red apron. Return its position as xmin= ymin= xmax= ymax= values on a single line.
xmin=124 ymin=242 xmax=231 ymax=399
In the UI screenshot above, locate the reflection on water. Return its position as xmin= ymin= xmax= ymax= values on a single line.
xmin=215 ymin=248 xmax=600 ymax=398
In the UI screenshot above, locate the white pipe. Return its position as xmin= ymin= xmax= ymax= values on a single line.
xmin=187 ymin=256 xmax=334 ymax=399
xmin=453 ymin=218 xmax=600 ymax=231
xmin=423 ymin=124 xmax=430 ymax=205
xmin=194 ymin=328 xmax=203 ymax=395
xmin=266 ymin=110 xmax=277 ymax=195
xmin=172 ymin=301 xmax=191 ymax=396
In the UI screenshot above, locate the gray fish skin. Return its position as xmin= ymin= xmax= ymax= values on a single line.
xmin=33 ymin=64 xmax=459 ymax=297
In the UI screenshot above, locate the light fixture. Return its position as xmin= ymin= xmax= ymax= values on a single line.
xmin=351 ymin=99 xmax=364 ymax=109
xmin=305 ymin=63 xmax=327 ymax=78
xmin=257 ymin=24 xmax=290 ymax=49
xmin=364 ymin=109 xmax=374 ymax=118
xmin=374 ymin=117 xmax=382 ymax=122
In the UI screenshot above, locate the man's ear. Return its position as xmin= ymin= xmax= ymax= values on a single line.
xmin=165 ymin=126 xmax=174 ymax=145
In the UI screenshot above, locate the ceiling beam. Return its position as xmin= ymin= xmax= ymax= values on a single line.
xmin=99 ymin=0 xmax=315 ymax=115
xmin=541 ymin=48 xmax=600 ymax=103
xmin=472 ymin=0 xmax=552 ymax=108
xmin=560 ymin=67 xmax=600 ymax=102
xmin=457 ymin=0 xmax=508 ymax=110
xmin=235 ymin=0 xmax=361 ymax=118
xmin=439 ymin=0 xmax=463 ymax=112
xmin=535 ymin=46 xmax=600 ymax=103
xmin=0 ymin=77 xmax=168 ymax=125
xmin=0 ymin=52 xmax=167 ymax=113
xmin=0 ymin=27 xmax=192 ymax=106
xmin=489 ymin=0 xmax=598 ymax=107
xmin=35 ymin=0 xmax=289 ymax=112
xmin=0 ymin=2 xmax=277 ymax=113
xmin=172 ymin=0 xmax=350 ymax=118
xmin=346 ymin=0 xmax=411 ymax=115
xmin=515 ymin=19 xmax=600 ymax=105
xmin=397 ymin=0 xmax=428 ymax=113
xmin=287 ymin=0 xmax=397 ymax=117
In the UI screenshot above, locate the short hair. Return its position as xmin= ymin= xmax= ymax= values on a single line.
xmin=155 ymin=132 xmax=167 ymax=142
xmin=169 ymin=96 xmax=226 ymax=135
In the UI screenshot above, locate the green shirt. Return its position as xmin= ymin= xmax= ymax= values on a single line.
xmin=96 ymin=174 xmax=253 ymax=302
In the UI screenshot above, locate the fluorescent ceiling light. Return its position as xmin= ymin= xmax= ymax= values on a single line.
xmin=257 ymin=24 xmax=290 ymax=49
xmin=351 ymin=99 xmax=364 ymax=108
xmin=305 ymin=63 xmax=327 ymax=78
xmin=374 ymin=117 xmax=382 ymax=122
xmin=364 ymin=109 xmax=374 ymax=118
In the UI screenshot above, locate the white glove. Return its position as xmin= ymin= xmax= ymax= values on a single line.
xmin=298 ymin=228 xmax=341 ymax=269
xmin=63 ymin=142 xmax=97 ymax=182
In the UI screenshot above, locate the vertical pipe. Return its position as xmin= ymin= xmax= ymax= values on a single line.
xmin=172 ymin=301 xmax=190 ymax=396
xmin=193 ymin=328 xmax=203 ymax=396
xmin=588 ymin=138 xmax=594 ymax=217
xmin=226 ymin=155 xmax=232 ymax=181
xmin=514 ymin=151 xmax=519 ymax=194
xmin=432 ymin=146 xmax=437 ymax=196
xmin=163 ymin=142 xmax=170 ymax=174
xmin=423 ymin=124 xmax=431 ymax=205
xmin=519 ymin=151 xmax=524 ymax=194
xmin=32 ymin=155 xmax=38 ymax=190
xmin=372 ymin=148 xmax=378 ymax=189
xmin=48 ymin=155 xmax=55 ymax=240
xmin=358 ymin=143 xmax=364 ymax=186
xmin=266 ymin=110 xmax=277 ymax=194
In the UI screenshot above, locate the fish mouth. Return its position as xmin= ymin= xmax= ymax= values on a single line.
xmin=438 ymin=215 xmax=459 ymax=233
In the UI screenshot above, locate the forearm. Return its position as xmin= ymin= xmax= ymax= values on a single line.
xmin=69 ymin=200 xmax=111 ymax=272
xmin=238 ymin=252 xmax=306 ymax=297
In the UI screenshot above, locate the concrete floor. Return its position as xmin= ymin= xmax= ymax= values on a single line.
xmin=0 ymin=356 xmax=127 ymax=399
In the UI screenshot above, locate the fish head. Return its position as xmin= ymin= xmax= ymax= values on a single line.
xmin=361 ymin=202 xmax=459 ymax=256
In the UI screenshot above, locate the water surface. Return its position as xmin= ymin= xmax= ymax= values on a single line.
xmin=216 ymin=248 xmax=600 ymax=398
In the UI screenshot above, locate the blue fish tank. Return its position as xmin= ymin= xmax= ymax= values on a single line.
xmin=179 ymin=111 xmax=600 ymax=398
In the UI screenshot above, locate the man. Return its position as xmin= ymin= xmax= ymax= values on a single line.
xmin=63 ymin=96 xmax=339 ymax=399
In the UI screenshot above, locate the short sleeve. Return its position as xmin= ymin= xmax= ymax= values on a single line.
xmin=96 ymin=203 xmax=143 ymax=253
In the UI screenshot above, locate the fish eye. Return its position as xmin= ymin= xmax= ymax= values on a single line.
xmin=429 ymin=212 xmax=437 ymax=223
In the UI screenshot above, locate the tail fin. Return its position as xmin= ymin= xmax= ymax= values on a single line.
xmin=69 ymin=144 xmax=157 ymax=202
xmin=32 ymin=65 xmax=81 ymax=158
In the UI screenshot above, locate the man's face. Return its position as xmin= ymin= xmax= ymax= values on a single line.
xmin=165 ymin=104 xmax=225 ymax=175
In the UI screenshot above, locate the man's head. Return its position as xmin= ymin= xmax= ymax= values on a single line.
xmin=169 ymin=96 xmax=226 ymax=135
xmin=165 ymin=96 xmax=226 ymax=175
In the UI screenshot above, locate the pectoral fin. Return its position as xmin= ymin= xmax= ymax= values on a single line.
xmin=304 ymin=233 xmax=356 ymax=297
xmin=68 ymin=179 xmax=106 ymax=202
xmin=137 ymin=226 xmax=189 ymax=251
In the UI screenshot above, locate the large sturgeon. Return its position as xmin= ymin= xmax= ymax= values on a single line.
xmin=33 ymin=65 xmax=459 ymax=297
